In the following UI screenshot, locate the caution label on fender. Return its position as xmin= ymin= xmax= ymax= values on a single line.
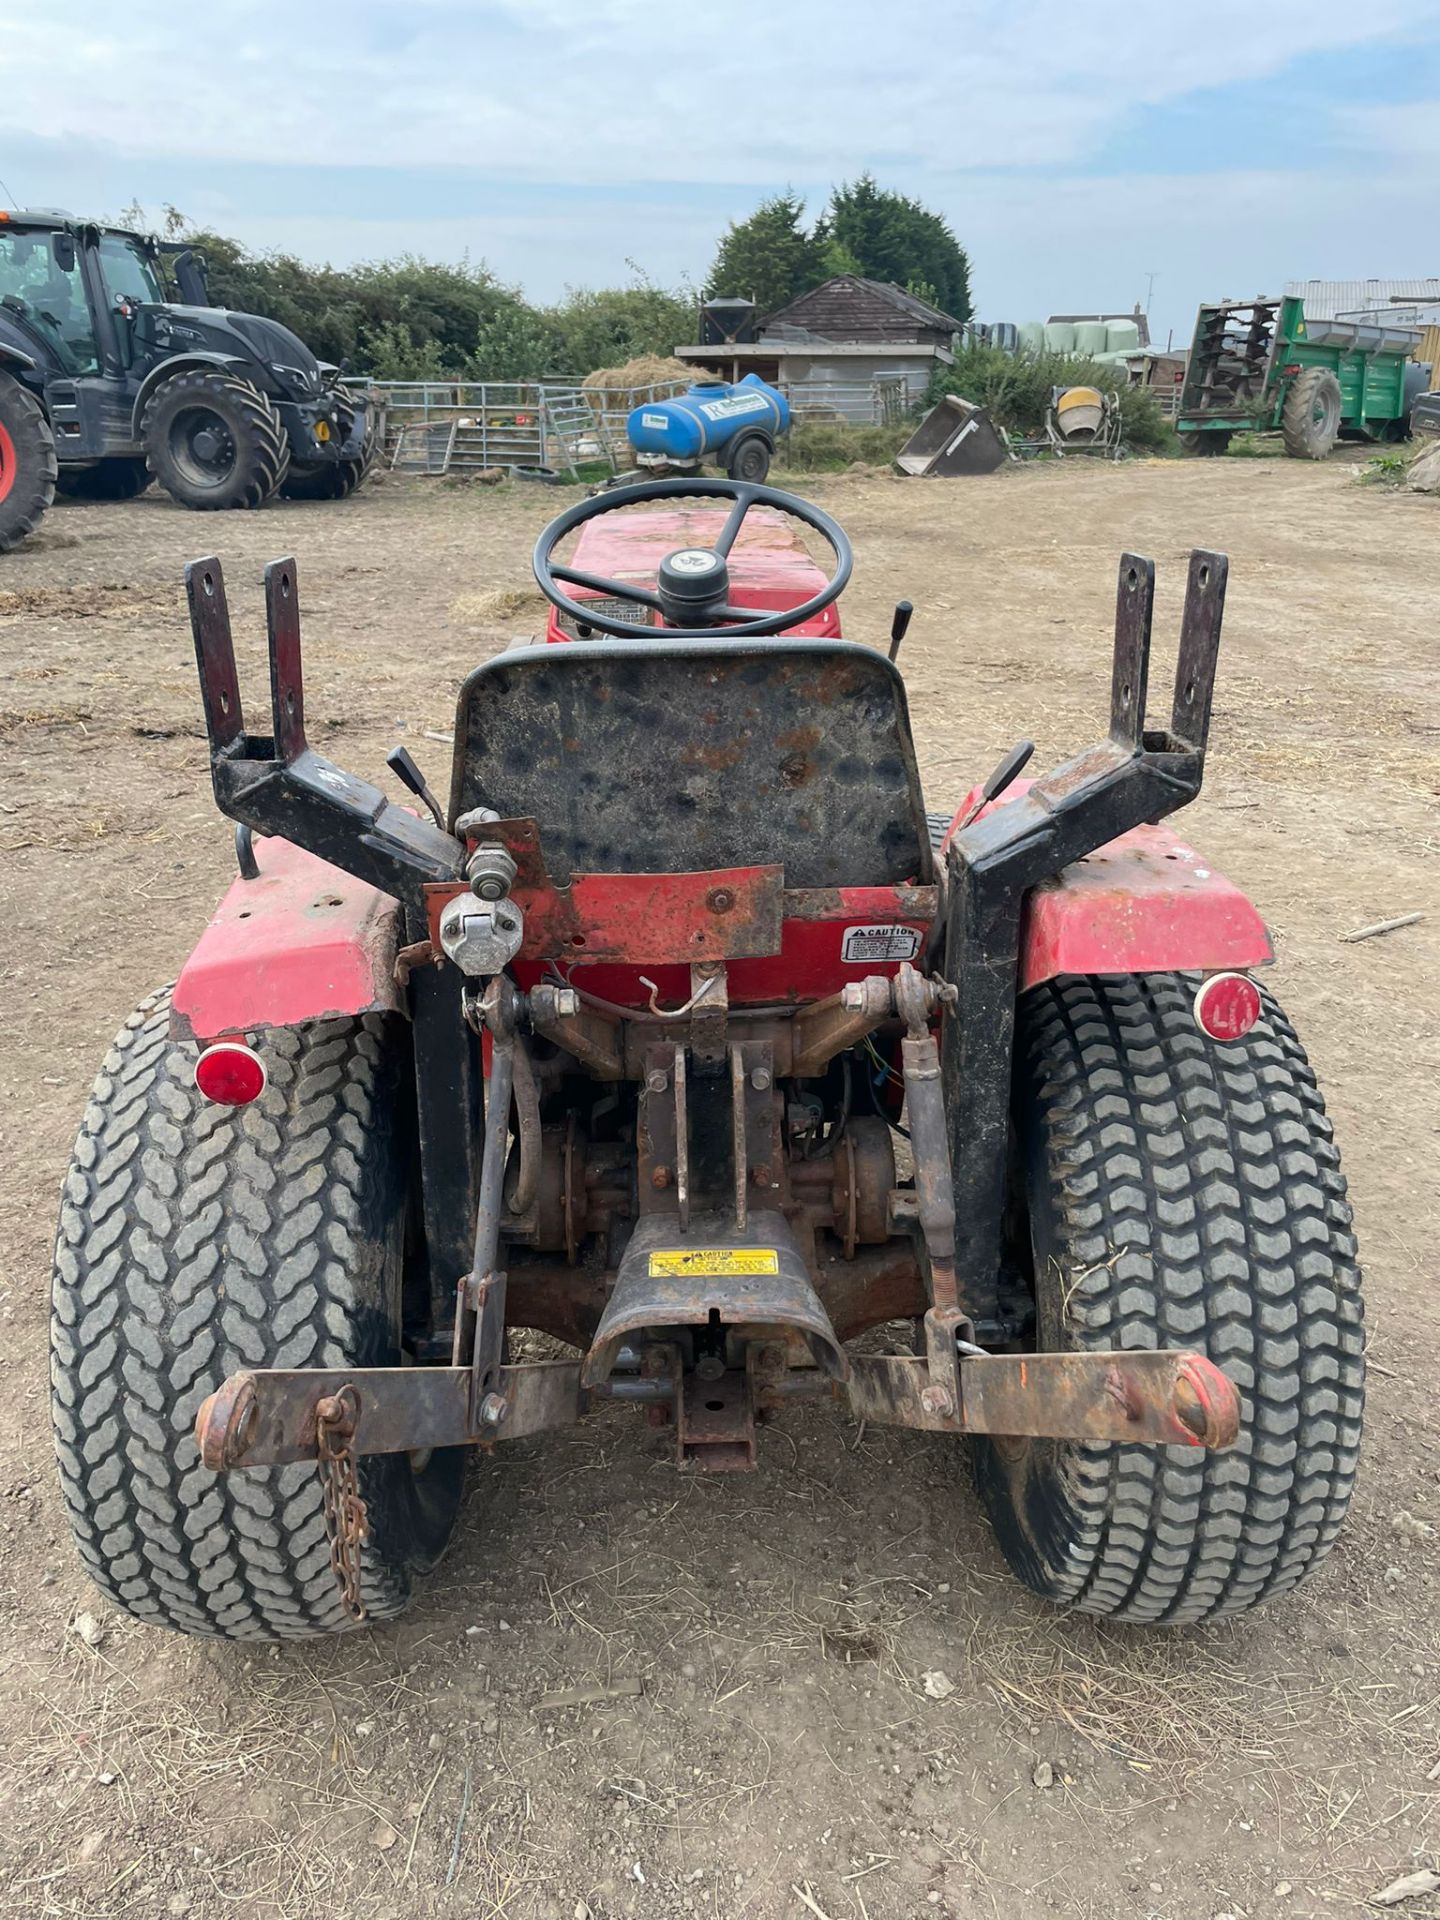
xmin=648 ymin=1248 xmax=780 ymax=1278
xmin=841 ymin=923 xmax=921 ymax=963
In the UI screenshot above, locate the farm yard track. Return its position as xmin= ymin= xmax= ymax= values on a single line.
xmin=0 ymin=458 xmax=1436 ymax=1919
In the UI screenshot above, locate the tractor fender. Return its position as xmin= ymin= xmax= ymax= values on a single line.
xmin=131 ymin=352 xmax=252 ymax=437
xmin=0 ymin=341 xmax=39 ymax=373
xmin=939 ymin=790 xmax=1273 ymax=990
xmin=170 ymin=836 xmax=406 ymax=1045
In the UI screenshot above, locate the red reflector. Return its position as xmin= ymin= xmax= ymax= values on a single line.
xmin=194 ymin=1040 xmax=267 ymax=1106
xmin=1193 ymin=972 xmax=1262 ymax=1042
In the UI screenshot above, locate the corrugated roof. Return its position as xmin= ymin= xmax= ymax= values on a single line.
xmin=1286 ymin=278 xmax=1440 ymax=320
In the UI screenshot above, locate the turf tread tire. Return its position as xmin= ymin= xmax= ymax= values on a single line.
xmin=51 ymin=990 xmax=462 ymax=1640
xmin=143 ymin=370 xmax=290 ymax=510
xmin=974 ymin=971 xmax=1364 ymax=1625
xmin=0 ymin=375 xmax=58 ymax=551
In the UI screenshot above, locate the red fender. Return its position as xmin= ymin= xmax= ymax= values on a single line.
xmin=941 ymin=788 xmax=1273 ymax=991
xmin=170 ymin=837 xmax=404 ymax=1045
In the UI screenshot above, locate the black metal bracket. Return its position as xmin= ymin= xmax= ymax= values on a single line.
xmin=941 ymin=550 xmax=1229 ymax=1314
xmin=185 ymin=556 xmax=465 ymax=913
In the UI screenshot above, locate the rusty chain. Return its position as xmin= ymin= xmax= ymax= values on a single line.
xmin=316 ymin=1387 xmax=369 ymax=1621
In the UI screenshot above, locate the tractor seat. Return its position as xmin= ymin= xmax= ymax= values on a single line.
xmin=448 ymin=637 xmax=933 ymax=890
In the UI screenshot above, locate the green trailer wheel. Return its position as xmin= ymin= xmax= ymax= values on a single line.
xmin=1282 ymin=370 xmax=1343 ymax=460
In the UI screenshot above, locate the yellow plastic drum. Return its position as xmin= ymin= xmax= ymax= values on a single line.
xmin=1054 ymin=386 xmax=1106 ymax=438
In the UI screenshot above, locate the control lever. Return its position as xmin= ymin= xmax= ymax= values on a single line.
xmin=386 ymin=744 xmax=446 ymax=830
xmin=887 ymin=600 xmax=914 ymax=661
xmin=959 ymin=740 xmax=1035 ymax=829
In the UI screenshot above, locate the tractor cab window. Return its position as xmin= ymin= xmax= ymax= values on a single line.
xmin=0 ymin=229 xmax=99 ymax=375
xmin=96 ymin=232 xmax=166 ymax=311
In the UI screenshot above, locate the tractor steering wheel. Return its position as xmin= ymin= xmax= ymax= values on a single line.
xmin=531 ymin=475 xmax=853 ymax=641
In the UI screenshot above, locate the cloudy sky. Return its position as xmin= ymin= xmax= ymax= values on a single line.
xmin=5 ymin=1 xmax=1440 ymax=343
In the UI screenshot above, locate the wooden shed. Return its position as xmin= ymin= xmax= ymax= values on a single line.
xmin=763 ymin=276 xmax=962 ymax=346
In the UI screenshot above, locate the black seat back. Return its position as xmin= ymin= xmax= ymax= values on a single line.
xmin=449 ymin=638 xmax=932 ymax=888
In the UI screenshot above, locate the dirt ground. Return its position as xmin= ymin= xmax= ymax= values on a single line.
xmin=1 ymin=455 xmax=1437 ymax=1920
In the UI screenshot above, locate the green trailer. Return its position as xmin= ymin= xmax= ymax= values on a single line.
xmin=1177 ymin=295 xmax=1423 ymax=458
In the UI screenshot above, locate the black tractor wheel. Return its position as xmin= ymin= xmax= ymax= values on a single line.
xmin=973 ymin=972 xmax=1364 ymax=1625
xmin=280 ymin=459 xmax=360 ymax=501
xmin=143 ymin=369 xmax=290 ymax=510
xmin=55 ymin=457 xmax=152 ymax=502
xmin=725 ymin=433 xmax=772 ymax=484
xmin=1179 ymin=429 xmax=1232 ymax=456
xmin=0 ymin=374 xmax=58 ymax=551
xmin=1282 ymin=369 xmax=1343 ymax=460
xmin=281 ymin=410 xmax=379 ymax=501
xmin=51 ymin=990 xmax=464 ymax=1640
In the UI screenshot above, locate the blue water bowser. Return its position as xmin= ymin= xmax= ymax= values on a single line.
xmin=626 ymin=374 xmax=789 ymax=483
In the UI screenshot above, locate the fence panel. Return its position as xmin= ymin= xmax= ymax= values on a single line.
xmin=368 ymin=379 xmax=693 ymax=474
xmin=778 ymin=380 xmax=919 ymax=426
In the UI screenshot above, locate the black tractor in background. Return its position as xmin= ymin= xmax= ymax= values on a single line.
xmin=0 ymin=209 xmax=377 ymax=551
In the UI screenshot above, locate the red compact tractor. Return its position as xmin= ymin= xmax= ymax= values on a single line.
xmin=51 ymin=477 xmax=1365 ymax=1640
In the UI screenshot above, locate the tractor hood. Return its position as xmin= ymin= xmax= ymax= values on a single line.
xmin=141 ymin=304 xmax=328 ymax=395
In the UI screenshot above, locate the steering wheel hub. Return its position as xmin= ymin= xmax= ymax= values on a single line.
xmin=658 ymin=545 xmax=730 ymax=622
xmin=531 ymin=476 xmax=853 ymax=642
xmin=665 ymin=548 xmax=724 ymax=575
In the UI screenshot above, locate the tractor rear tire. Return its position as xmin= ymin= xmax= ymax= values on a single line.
xmin=56 ymin=457 xmax=152 ymax=502
xmin=51 ymin=990 xmax=464 ymax=1640
xmin=973 ymin=972 xmax=1364 ymax=1625
xmin=1282 ymin=369 xmax=1343 ymax=460
xmin=143 ymin=370 xmax=290 ymax=510
xmin=0 ymin=374 xmax=58 ymax=552
xmin=725 ymin=433 xmax=772 ymax=484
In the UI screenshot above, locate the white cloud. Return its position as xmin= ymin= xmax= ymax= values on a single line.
xmin=6 ymin=0 xmax=1440 ymax=337
xmin=5 ymin=0 xmax=1438 ymax=182
xmin=1341 ymin=99 xmax=1440 ymax=158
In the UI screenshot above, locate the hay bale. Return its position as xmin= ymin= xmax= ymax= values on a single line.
xmin=580 ymin=357 xmax=695 ymax=469
xmin=581 ymin=355 xmax=695 ymax=396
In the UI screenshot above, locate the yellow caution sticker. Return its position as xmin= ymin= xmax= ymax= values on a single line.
xmin=648 ymin=1248 xmax=779 ymax=1278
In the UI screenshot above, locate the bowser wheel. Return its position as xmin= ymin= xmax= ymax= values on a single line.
xmin=973 ymin=972 xmax=1365 ymax=1625
xmin=51 ymin=990 xmax=463 ymax=1639
xmin=724 ymin=433 xmax=772 ymax=484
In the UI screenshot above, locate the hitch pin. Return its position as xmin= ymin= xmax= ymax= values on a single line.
xmin=637 ymin=974 xmax=723 ymax=1020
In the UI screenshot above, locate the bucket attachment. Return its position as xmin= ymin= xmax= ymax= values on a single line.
xmin=581 ymin=1209 xmax=848 ymax=1389
xmin=895 ymin=395 xmax=1009 ymax=476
